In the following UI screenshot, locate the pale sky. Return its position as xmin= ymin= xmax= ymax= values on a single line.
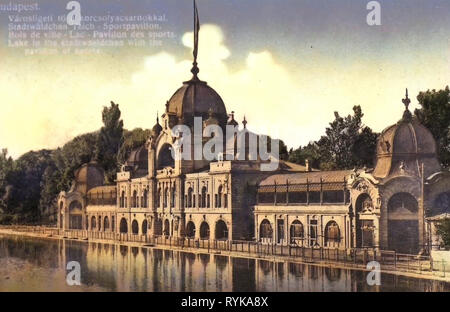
xmin=0 ymin=0 xmax=449 ymax=158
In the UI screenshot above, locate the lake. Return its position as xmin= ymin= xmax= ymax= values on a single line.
xmin=0 ymin=234 xmax=448 ymax=292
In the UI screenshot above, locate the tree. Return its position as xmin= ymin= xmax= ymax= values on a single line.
xmin=0 ymin=102 xmax=130 ymax=224
xmin=436 ymin=219 xmax=450 ymax=249
xmin=95 ymin=101 xmax=124 ymax=184
xmin=288 ymin=106 xmax=378 ymax=170
xmin=352 ymin=126 xmax=378 ymax=168
xmin=53 ymin=132 xmax=98 ymax=191
xmin=288 ymin=142 xmax=321 ymax=169
xmin=6 ymin=150 xmax=55 ymax=223
xmin=0 ymin=149 xmax=14 ymax=219
xmin=415 ymin=86 xmax=450 ymax=169
xmin=278 ymin=140 xmax=289 ymax=161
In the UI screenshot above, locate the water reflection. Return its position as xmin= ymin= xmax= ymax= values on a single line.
xmin=0 ymin=234 xmax=449 ymax=292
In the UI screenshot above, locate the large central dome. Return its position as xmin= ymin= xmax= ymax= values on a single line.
xmin=166 ymin=78 xmax=227 ymax=125
xmin=159 ymin=1 xmax=228 ymax=129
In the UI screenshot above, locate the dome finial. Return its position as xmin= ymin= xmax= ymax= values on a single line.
xmin=401 ymin=88 xmax=412 ymax=121
xmin=402 ymin=88 xmax=411 ymax=111
xmin=191 ymin=0 xmax=200 ymax=80
xmin=156 ymin=111 xmax=159 ymax=124
xmin=242 ymin=115 xmax=247 ymax=129
xmin=227 ymin=111 xmax=239 ymax=126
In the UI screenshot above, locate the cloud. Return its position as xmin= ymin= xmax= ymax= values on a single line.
xmin=110 ymin=24 xmax=321 ymax=148
xmin=91 ymin=24 xmax=309 ymax=148
xmin=1 ymin=23 xmax=449 ymax=158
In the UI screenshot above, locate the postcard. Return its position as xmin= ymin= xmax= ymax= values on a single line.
xmin=0 ymin=0 xmax=449 ymax=299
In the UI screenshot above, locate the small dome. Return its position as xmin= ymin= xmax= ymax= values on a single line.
xmin=126 ymin=146 xmax=147 ymax=164
xmin=151 ymin=116 xmax=162 ymax=137
xmin=166 ymin=79 xmax=227 ymax=126
xmin=373 ymin=90 xmax=441 ymax=178
xmin=125 ymin=146 xmax=148 ymax=178
xmin=72 ymin=162 xmax=104 ymax=194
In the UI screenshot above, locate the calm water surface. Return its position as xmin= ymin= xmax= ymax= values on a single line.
xmin=0 ymin=234 xmax=449 ymax=292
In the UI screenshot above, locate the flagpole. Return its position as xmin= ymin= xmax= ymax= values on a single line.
xmin=191 ymin=0 xmax=200 ymax=79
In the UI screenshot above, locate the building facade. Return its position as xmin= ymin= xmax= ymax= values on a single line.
xmin=253 ymin=94 xmax=450 ymax=254
xmin=57 ymin=10 xmax=450 ymax=255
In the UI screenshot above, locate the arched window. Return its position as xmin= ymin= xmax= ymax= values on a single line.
xmin=142 ymin=220 xmax=148 ymax=235
xmin=163 ymin=187 xmax=168 ymax=208
xmin=215 ymin=220 xmax=228 ymax=240
xmin=290 ymin=220 xmax=304 ymax=243
xmin=120 ymin=218 xmax=128 ymax=233
xmin=187 ymin=187 xmax=193 ymax=208
xmin=143 ymin=189 xmax=148 ymax=208
xmin=68 ymin=201 xmax=82 ymax=230
xmin=388 ymin=192 xmax=418 ymax=214
xmin=200 ymin=222 xmax=210 ymax=239
xmin=154 ymin=219 xmax=162 ymax=236
xmin=217 ymin=186 xmax=223 ymax=208
xmin=259 ymin=219 xmax=273 ymax=239
xmin=103 ymin=216 xmax=109 ymax=231
xmin=388 ymin=192 xmax=419 ymax=253
xmin=157 ymin=188 xmax=161 ymax=207
xmin=355 ymin=193 xmax=374 ymax=248
xmin=186 ymin=221 xmax=196 ymax=238
xmin=132 ymin=220 xmax=139 ymax=234
xmin=171 ymin=183 xmax=176 ymax=208
xmin=157 ymin=144 xmax=175 ymax=169
xmin=163 ymin=219 xmax=170 ymax=236
xmin=325 ymin=221 xmax=341 ymax=247
xmin=356 ymin=193 xmax=373 ymax=213
xmin=201 ymin=186 xmax=207 ymax=208
xmin=120 ymin=191 xmax=126 ymax=208
xmin=91 ymin=216 xmax=96 ymax=230
xmin=132 ymin=190 xmax=137 ymax=208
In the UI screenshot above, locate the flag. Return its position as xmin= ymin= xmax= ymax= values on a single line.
xmin=193 ymin=0 xmax=200 ymax=61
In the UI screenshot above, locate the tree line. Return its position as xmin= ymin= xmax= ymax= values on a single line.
xmin=286 ymin=86 xmax=449 ymax=172
xmin=0 ymin=101 xmax=150 ymax=224
xmin=0 ymin=87 xmax=448 ymax=224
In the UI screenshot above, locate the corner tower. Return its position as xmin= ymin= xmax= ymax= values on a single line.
xmin=373 ymin=89 xmax=441 ymax=179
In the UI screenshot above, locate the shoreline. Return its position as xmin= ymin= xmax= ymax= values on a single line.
xmin=1 ymin=228 xmax=449 ymax=284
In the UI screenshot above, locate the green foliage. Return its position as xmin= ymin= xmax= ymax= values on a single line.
xmin=95 ymin=101 xmax=124 ymax=184
xmin=288 ymin=142 xmax=321 ymax=169
xmin=6 ymin=150 xmax=54 ymax=223
xmin=118 ymin=128 xmax=151 ymax=165
xmin=37 ymin=132 xmax=98 ymax=223
xmin=0 ymin=101 xmax=150 ymax=224
xmin=289 ymin=106 xmax=378 ymax=170
xmin=278 ymin=140 xmax=289 ymax=161
xmin=0 ymin=149 xmax=14 ymax=214
xmin=53 ymin=132 xmax=98 ymax=190
xmin=415 ymin=86 xmax=450 ymax=169
xmin=436 ymin=219 xmax=450 ymax=249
